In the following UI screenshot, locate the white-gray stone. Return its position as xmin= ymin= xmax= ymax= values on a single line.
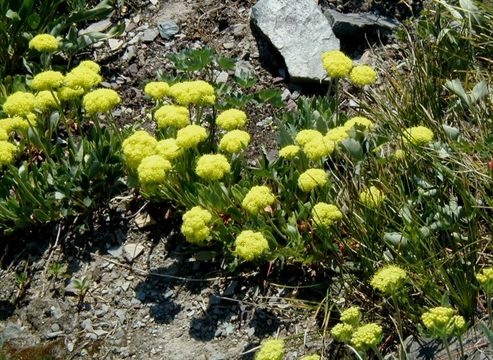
xmin=250 ymin=0 xmax=339 ymax=82
xmin=157 ymin=20 xmax=179 ymax=39
xmin=80 ymin=19 xmax=112 ymax=35
xmin=141 ymin=28 xmax=159 ymax=42
xmin=123 ymin=243 xmax=145 ymax=262
xmin=108 ymin=38 xmax=123 ymax=51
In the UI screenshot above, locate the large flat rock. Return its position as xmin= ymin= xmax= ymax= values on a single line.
xmin=251 ymin=0 xmax=339 ymax=83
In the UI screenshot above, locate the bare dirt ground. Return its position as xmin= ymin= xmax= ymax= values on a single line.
xmin=0 ymin=1 xmax=424 ymax=359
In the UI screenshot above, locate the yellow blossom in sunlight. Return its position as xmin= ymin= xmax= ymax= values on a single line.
xmin=235 ymin=230 xmax=270 ymax=262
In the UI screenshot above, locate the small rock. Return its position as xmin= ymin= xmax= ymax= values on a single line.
xmin=223 ymin=42 xmax=234 ymax=50
xmin=134 ymin=212 xmax=156 ymax=228
xmin=45 ymin=331 xmax=63 ymax=339
xmin=235 ymin=60 xmax=254 ymax=79
xmin=141 ymin=28 xmax=159 ymax=42
xmin=128 ymin=34 xmax=141 ymax=45
xmin=80 ymin=19 xmax=112 ymax=35
xmin=130 ymin=298 xmax=142 ymax=308
xmin=66 ymin=341 xmax=74 ymax=352
xmin=230 ymin=24 xmax=245 ymax=36
xmin=281 ymin=88 xmax=291 ymax=101
xmin=121 ymin=281 xmax=131 ymax=292
xmin=107 ymin=244 xmax=123 ymax=258
xmin=50 ymin=305 xmax=63 ymax=320
xmin=51 ymin=323 xmax=60 ymax=332
xmin=81 ymin=319 xmax=93 ymax=332
xmin=122 ymin=45 xmax=136 ymax=61
xmin=157 ymin=20 xmax=179 ymax=39
xmin=108 ymin=38 xmax=123 ymax=51
xmin=215 ymin=71 xmax=229 ymax=84
xmin=123 ymin=243 xmax=145 ymax=262
xmin=150 ymin=0 xmax=159 ymax=4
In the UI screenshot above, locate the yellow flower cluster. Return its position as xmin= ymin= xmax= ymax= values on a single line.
xmin=216 ymin=109 xmax=247 ymax=130
xmin=35 ymin=91 xmax=58 ymax=112
xmin=219 ymin=130 xmax=251 ymax=153
xmin=65 ymin=66 xmax=102 ymax=91
xmin=394 ymin=149 xmax=406 ymax=160
xmin=344 ymin=116 xmax=374 ymax=130
xmin=2 ymin=92 xmax=36 ymax=117
xmin=29 ymin=34 xmax=58 ymax=52
xmin=303 ymin=137 xmax=335 ymax=161
xmin=254 ymin=338 xmax=284 ymax=360
xmin=279 ymin=145 xmax=300 ymax=160
xmin=321 ymin=50 xmax=353 ymax=78
xmin=176 ymin=125 xmax=208 ymax=149
xmin=350 ymin=323 xmax=383 ymax=350
xmin=403 ymin=126 xmax=434 ymax=145
xmin=235 ymin=230 xmax=269 ymax=261
xmin=349 ymin=65 xmax=378 ymax=86
xmin=325 ymin=126 xmax=349 ymax=143
xmin=58 ymin=86 xmax=84 ymax=101
xmin=0 ymin=117 xmax=31 ymax=135
xmin=331 ymin=323 xmax=353 ymax=343
xmin=0 ymin=141 xmax=17 ymax=168
xmin=83 ymin=89 xmax=121 ymax=114
xmin=359 ymin=186 xmax=385 ymax=208
xmin=168 ymin=80 xmax=215 ymax=106
xmin=31 ymin=71 xmax=64 ymax=91
xmin=155 ymin=139 xmax=183 ymax=160
xmin=370 ymin=265 xmax=407 ymax=295
xmin=181 ymin=206 xmax=213 ymax=244
xmin=0 ymin=129 xmax=7 ymax=141
xmin=144 ymin=81 xmax=169 ymax=100
xmin=298 ymin=168 xmax=328 ymax=192
xmin=477 ymin=268 xmax=493 ymax=294
xmin=78 ymin=60 xmax=101 ymax=73
xmin=195 ymin=154 xmax=231 ymax=180
xmin=295 ymin=129 xmax=323 ymax=146
xmin=242 ymin=186 xmax=275 ymax=215
xmin=311 ymin=202 xmax=342 ymax=227
xmin=137 ymin=155 xmax=172 ymax=192
xmin=340 ymin=306 xmax=362 ymax=326
xmin=122 ymin=131 xmax=158 ymax=168
xmin=421 ymin=307 xmax=466 ymax=338
xmin=155 ymin=105 xmax=190 ymax=129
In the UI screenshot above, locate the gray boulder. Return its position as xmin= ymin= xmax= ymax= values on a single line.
xmin=324 ymin=9 xmax=400 ymax=38
xmin=251 ymin=0 xmax=339 ymax=83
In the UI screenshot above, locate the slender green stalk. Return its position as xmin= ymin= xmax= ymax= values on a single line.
xmin=442 ymin=337 xmax=453 ymax=360
xmin=487 ymin=292 xmax=493 ymax=329
xmin=371 ymin=345 xmax=384 ymax=360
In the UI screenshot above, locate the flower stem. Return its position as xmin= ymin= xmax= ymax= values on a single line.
xmin=371 ymin=345 xmax=384 ymax=360
xmin=442 ymin=337 xmax=453 ymax=360
xmin=487 ymin=292 xmax=492 ymax=329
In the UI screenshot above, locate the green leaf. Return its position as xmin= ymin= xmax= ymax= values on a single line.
xmin=479 ymin=321 xmax=493 ymax=349
xmin=445 ymin=79 xmax=469 ymax=105
xmin=217 ymin=55 xmax=235 ymax=71
xmin=340 ymin=138 xmax=364 ymax=161
xmin=383 ymin=232 xmax=408 ymax=247
xmin=254 ymin=88 xmax=284 ymax=107
xmin=442 ymin=124 xmax=460 ymax=140
xmin=26 ymin=13 xmax=40 ymax=29
xmin=470 ymin=80 xmax=489 ymax=104
xmin=194 ymin=251 xmax=217 ymax=262
xmin=5 ymin=10 xmax=20 ymax=21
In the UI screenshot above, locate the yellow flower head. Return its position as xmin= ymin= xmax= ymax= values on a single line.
xmin=340 ymin=306 xmax=361 ymax=326
xmin=370 ymin=265 xmax=407 ymax=295
xmin=195 ymin=154 xmax=231 ymax=181
xmin=311 ymin=202 xmax=342 ymax=227
xmin=0 ymin=141 xmax=17 ymax=168
xmin=122 ymin=131 xmax=158 ymax=168
xmin=78 ymin=60 xmax=101 ymax=74
xmin=2 ymin=92 xmax=36 ymax=117
xmin=137 ymin=155 xmax=172 ymax=192
xmin=145 ymin=81 xmax=170 ymax=100
xmin=298 ymin=168 xmax=328 ymax=192
xmin=279 ymin=145 xmax=300 ymax=160
xmin=303 ymin=138 xmax=335 ymax=161
xmin=155 ymin=105 xmax=189 ymax=129
xmin=325 ymin=126 xmax=349 ymax=143
xmin=344 ymin=116 xmax=374 ymax=130
xmin=219 ymin=130 xmax=251 ymax=153
xmin=351 ymin=323 xmax=383 ymax=350
xmin=29 ymin=34 xmax=58 ymax=52
xmin=254 ymin=338 xmax=284 ymax=360
xmin=242 ymin=186 xmax=276 ymax=215
xmin=359 ymin=186 xmax=385 ymax=208
xmin=421 ymin=307 xmax=466 ymax=338
xmin=176 ymin=125 xmax=208 ymax=149
xmin=477 ymin=268 xmax=493 ymax=294
xmin=331 ymin=323 xmax=353 ymax=343
xmin=216 ymin=109 xmax=248 ymax=130
xmin=349 ymin=65 xmax=377 ymax=86
xmin=394 ymin=149 xmax=406 ymax=160
xmin=31 ymin=71 xmax=64 ymax=91
xmin=0 ymin=117 xmax=31 ymax=134
xmin=58 ymin=86 xmax=84 ymax=101
xmin=35 ymin=91 xmax=58 ymax=112
xmin=295 ymin=129 xmax=323 ymax=146
xmin=236 ymin=230 xmax=269 ymax=261
xmin=321 ymin=50 xmax=353 ymax=78
xmin=64 ymin=67 xmax=102 ymax=91
xmin=181 ymin=206 xmax=213 ymax=244
xmin=0 ymin=129 xmax=7 ymax=141
xmin=83 ymin=89 xmax=121 ymax=114
xmin=403 ymin=126 xmax=434 ymax=145
xmin=168 ymin=80 xmax=215 ymax=106
xmin=155 ymin=138 xmax=183 ymax=160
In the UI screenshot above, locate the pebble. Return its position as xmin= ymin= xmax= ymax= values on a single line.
xmin=157 ymin=20 xmax=179 ymax=39
xmin=51 ymin=323 xmax=60 ymax=332
xmin=223 ymin=42 xmax=234 ymax=50
xmin=141 ymin=28 xmax=159 ymax=42
xmin=108 ymin=38 xmax=124 ymax=51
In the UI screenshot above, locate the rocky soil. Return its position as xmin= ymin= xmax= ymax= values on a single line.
xmin=0 ymin=0 xmax=429 ymax=359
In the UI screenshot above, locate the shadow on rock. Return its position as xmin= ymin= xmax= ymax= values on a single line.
xmin=250 ymin=308 xmax=281 ymax=337
xmin=0 ymin=300 xmax=15 ymax=320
